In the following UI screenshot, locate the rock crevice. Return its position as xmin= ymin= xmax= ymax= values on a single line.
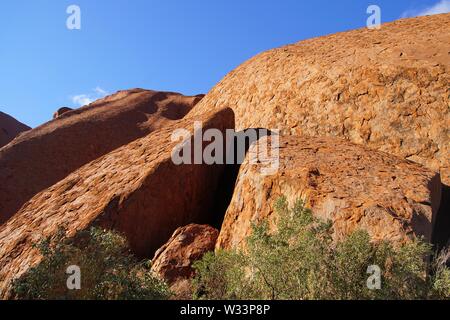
xmin=0 ymin=107 xmax=234 ymax=298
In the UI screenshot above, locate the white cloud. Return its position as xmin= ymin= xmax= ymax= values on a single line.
xmin=94 ymin=86 xmax=108 ymax=95
xmin=71 ymin=94 xmax=93 ymax=106
xmin=70 ymin=87 xmax=109 ymax=107
xmin=401 ymin=0 xmax=450 ymax=18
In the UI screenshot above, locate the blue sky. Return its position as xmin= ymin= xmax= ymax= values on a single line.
xmin=0 ymin=0 xmax=448 ymax=127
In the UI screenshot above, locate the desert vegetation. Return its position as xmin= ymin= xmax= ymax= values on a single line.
xmin=193 ymin=197 xmax=450 ymax=300
xmin=12 ymin=197 xmax=449 ymax=300
xmin=12 ymin=228 xmax=171 ymax=300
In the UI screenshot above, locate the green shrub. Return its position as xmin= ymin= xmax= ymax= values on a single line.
xmin=193 ymin=197 xmax=450 ymax=300
xmin=12 ymin=228 xmax=171 ymax=300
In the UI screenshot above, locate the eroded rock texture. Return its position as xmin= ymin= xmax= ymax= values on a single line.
xmin=217 ymin=135 xmax=442 ymax=250
xmin=0 ymin=108 xmax=234 ymax=299
xmin=0 ymin=89 xmax=204 ymax=224
xmin=0 ymin=111 xmax=30 ymax=149
xmin=151 ymin=224 xmax=219 ymax=299
xmin=192 ymin=14 xmax=450 ymax=184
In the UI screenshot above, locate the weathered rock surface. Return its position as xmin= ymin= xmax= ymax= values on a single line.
xmin=0 ymin=111 xmax=30 ymax=149
xmin=151 ymin=224 xmax=219 ymax=299
xmin=0 ymin=89 xmax=204 ymax=225
xmin=0 ymin=108 xmax=234 ymax=299
xmin=53 ymin=107 xmax=73 ymax=119
xmin=217 ymin=135 xmax=442 ymax=250
xmin=192 ymin=14 xmax=450 ymax=184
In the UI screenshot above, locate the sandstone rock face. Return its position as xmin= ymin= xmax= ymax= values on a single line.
xmin=0 ymin=108 xmax=234 ymax=299
xmin=192 ymin=14 xmax=450 ymax=184
xmin=0 ymin=111 xmax=30 ymax=149
xmin=151 ymin=224 xmax=219 ymax=299
xmin=217 ymin=135 xmax=442 ymax=250
xmin=0 ymin=89 xmax=203 ymax=225
xmin=53 ymin=107 xmax=73 ymax=119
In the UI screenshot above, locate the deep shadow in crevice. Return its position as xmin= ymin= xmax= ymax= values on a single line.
xmin=432 ymin=184 xmax=450 ymax=251
xmin=210 ymin=128 xmax=275 ymax=229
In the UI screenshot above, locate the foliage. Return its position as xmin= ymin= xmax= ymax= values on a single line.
xmin=193 ymin=197 xmax=450 ymax=300
xmin=12 ymin=228 xmax=171 ymax=300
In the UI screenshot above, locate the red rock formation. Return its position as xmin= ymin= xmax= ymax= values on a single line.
xmin=217 ymin=135 xmax=442 ymax=250
xmin=0 ymin=89 xmax=203 ymax=225
xmin=151 ymin=224 xmax=219 ymax=299
xmin=0 ymin=111 xmax=30 ymax=149
xmin=1 ymin=14 xmax=448 ymax=300
xmin=53 ymin=107 xmax=73 ymax=119
xmin=192 ymin=14 xmax=450 ymax=185
xmin=0 ymin=107 xmax=234 ymax=299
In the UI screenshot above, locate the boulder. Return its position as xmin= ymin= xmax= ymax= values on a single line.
xmin=0 ymin=111 xmax=30 ymax=148
xmin=151 ymin=224 xmax=219 ymax=299
xmin=217 ymin=135 xmax=442 ymax=250
xmin=192 ymin=14 xmax=450 ymax=184
xmin=0 ymin=89 xmax=203 ymax=224
xmin=0 ymin=107 xmax=234 ymax=299
xmin=53 ymin=107 xmax=73 ymax=119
